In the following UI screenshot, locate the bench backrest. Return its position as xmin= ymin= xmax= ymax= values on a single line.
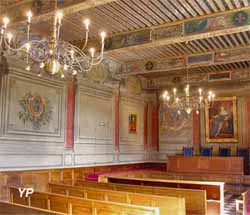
xmin=76 ymin=180 xmax=207 ymax=215
xmin=0 ymin=202 xmax=65 ymax=215
xmin=98 ymin=171 xmax=222 ymax=200
xmin=49 ymin=183 xmax=186 ymax=215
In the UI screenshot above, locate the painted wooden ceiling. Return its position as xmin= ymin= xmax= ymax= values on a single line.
xmin=2 ymin=0 xmax=250 ymax=78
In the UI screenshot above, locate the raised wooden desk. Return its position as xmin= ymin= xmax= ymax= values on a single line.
xmin=167 ymin=155 xmax=244 ymax=175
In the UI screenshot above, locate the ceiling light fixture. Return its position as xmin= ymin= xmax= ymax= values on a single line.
xmin=0 ymin=7 xmax=106 ymax=77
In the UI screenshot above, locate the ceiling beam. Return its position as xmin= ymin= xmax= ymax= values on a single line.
xmin=118 ymin=46 xmax=250 ymax=76
xmin=103 ymin=6 xmax=250 ymax=55
xmin=1 ymin=0 xmax=117 ymax=26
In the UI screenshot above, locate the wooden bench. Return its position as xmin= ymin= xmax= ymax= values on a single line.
xmin=75 ymin=180 xmax=207 ymax=215
xmin=8 ymin=186 xmax=160 ymax=215
xmin=48 ymin=183 xmax=186 ymax=215
xmin=236 ymin=190 xmax=250 ymax=215
xmin=99 ymin=173 xmax=224 ymax=215
xmin=0 ymin=201 xmax=65 ymax=215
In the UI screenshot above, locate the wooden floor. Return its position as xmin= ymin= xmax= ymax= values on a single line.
xmin=224 ymin=184 xmax=250 ymax=215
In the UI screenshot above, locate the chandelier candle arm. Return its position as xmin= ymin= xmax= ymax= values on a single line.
xmin=26 ymin=11 xmax=33 ymax=70
xmin=81 ymin=19 xmax=90 ymax=50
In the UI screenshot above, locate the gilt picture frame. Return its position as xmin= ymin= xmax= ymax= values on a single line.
xmin=205 ymin=96 xmax=238 ymax=143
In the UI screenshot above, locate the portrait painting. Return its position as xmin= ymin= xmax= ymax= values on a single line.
xmin=129 ymin=114 xmax=137 ymax=133
xmin=205 ymin=96 xmax=238 ymax=143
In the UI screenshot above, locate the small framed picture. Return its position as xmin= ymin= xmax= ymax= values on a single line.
xmin=129 ymin=114 xmax=137 ymax=133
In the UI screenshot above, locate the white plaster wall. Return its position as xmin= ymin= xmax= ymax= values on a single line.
xmin=118 ymin=95 xmax=147 ymax=162
xmin=0 ymin=66 xmax=66 ymax=170
xmin=0 ymin=58 xmax=150 ymax=171
xmin=74 ymin=82 xmax=115 ymax=165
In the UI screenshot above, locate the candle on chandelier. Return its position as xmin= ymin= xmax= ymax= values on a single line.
xmin=199 ymin=96 xmax=203 ymax=103
xmin=26 ymin=11 xmax=33 ymax=24
xmin=63 ymin=64 xmax=68 ymax=71
xmin=25 ymin=43 xmax=31 ymax=51
xmin=208 ymin=94 xmax=212 ymax=102
xmin=162 ymin=91 xmax=167 ymax=99
xmin=56 ymin=11 xmax=63 ymax=24
xmin=40 ymin=62 xmax=45 ymax=68
xmin=100 ymin=31 xmax=106 ymax=43
xmin=184 ymin=85 xmax=189 ymax=96
xmin=173 ymin=88 xmax=177 ymax=95
xmin=198 ymin=88 xmax=202 ymax=96
xmin=3 ymin=17 xmax=9 ymax=29
xmin=7 ymin=32 xmax=12 ymax=43
xmin=89 ymin=48 xmax=95 ymax=58
xmin=26 ymin=65 xmax=30 ymax=71
xmin=72 ymin=70 xmax=77 ymax=75
xmin=70 ymin=50 xmax=74 ymax=58
xmin=84 ymin=19 xmax=90 ymax=30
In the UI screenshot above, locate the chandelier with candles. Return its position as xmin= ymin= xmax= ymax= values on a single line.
xmin=0 ymin=9 xmax=106 ymax=78
xmin=161 ymin=69 xmax=215 ymax=114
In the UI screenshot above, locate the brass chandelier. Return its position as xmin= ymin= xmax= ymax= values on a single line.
xmin=161 ymin=69 xmax=215 ymax=114
xmin=0 ymin=7 xmax=106 ymax=78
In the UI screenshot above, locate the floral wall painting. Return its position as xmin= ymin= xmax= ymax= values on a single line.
xmin=129 ymin=114 xmax=137 ymax=133
xmin=18 ymin=92 xmax=53 ymax=130
xmin=205 ymin=96 xmax=238 ymax=143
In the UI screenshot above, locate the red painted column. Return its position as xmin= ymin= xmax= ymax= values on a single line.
xmin=114 ymin=93 xmax=120 ymax=151
xmin=192 ymin=111 xmax=200 ymax=153
xmin=144 ymin=103 xmax=148 ymax=151
xmin=246 ymin=100 xmax=250 ymax=146
xmin=66 ymin=80 xmax=75 ymax=149
xmin=151 ymin=102 xmax=159 ymax=151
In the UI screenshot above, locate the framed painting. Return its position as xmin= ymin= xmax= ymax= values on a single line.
xmin=205 ymin=96 xmax=238 ymax=143
xmin=129 ymin=114 xmax=137 ymax=133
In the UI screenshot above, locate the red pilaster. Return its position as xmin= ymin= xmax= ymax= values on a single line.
xmin=192 ymin=111 xmax=200 ymax=153
xmin=144 ymin=103 xmax=148 ymax=151
xmin=66 ymin=80 xmax=75 ymax=149
xmin=114 ymin=94 xmax=120 ymax=151
xmin=246 ymin=100 xmax=250 ymax=146
xmin=151 ymin=103 xmax=159 ymax=151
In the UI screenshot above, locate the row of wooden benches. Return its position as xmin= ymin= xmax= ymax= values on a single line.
xmin=5 ymin=179 xmax=211 ymax=215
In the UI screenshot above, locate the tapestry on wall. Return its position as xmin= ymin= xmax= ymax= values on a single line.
xmin=159 ymin=106 xmax=192 ymax=138
xmin=18 ymin=93 xmax=53 ymax=130
xmin=205 ymin=96 xmax=238 ymax=143
xmin=128 ymin=114 xmax=137 ymax=133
